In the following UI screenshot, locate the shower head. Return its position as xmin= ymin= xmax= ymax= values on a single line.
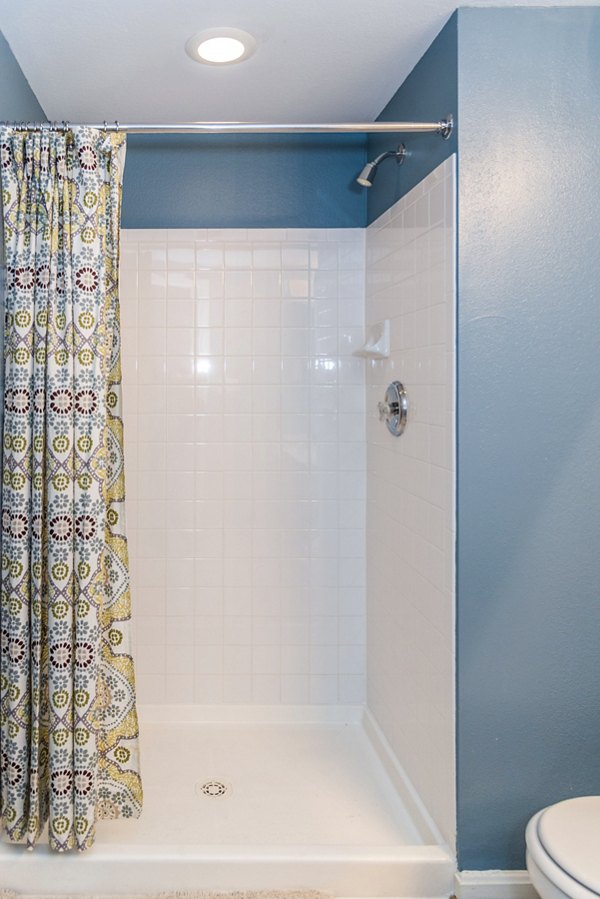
xmin=356 ymin=161 xmax=378 ymax=188
xmin=356 ymin=143 xmax=407 ymax=187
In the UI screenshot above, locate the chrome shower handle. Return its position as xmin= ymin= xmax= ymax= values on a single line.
xmin=378 ymin=381 xmax=408 ymax=436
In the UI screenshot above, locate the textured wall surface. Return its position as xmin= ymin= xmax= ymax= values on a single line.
xmin=366 ymin=158 xmax=456 ymax=848
xmin=457 ymin=6 xmax=600 ymax=870
xmin=366 ymin=14 xmax=457 ymax=226
xmin=120 ymin=227 xmax=366 ymax=705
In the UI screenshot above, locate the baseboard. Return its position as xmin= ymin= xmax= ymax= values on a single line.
xmin=454 ymin=870 xmax=537 ymax=899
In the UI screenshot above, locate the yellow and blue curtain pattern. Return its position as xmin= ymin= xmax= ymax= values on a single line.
xmin=0 ymin=126 xmax=142 ymax=851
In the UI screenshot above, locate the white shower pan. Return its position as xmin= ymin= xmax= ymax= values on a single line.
xmin=0 ymin=706 xmax=454 ymax=898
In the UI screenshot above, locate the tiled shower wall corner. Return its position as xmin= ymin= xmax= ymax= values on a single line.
xmin=119 ymin=228 xmax=366 ymax=705
xmin=365 ymin=157 xmax=456 ymax=847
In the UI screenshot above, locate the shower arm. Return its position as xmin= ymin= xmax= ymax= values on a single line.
xmin=369 ymin=147 xmax=406 ymax=167
xmin=2 ymin=117 xmax=454 ymax=138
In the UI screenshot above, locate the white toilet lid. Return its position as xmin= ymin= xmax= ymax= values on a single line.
xmin=538 ymin=796 xmax=600 ymax=894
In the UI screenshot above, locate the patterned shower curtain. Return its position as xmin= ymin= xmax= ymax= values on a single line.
xmin=0 ymin=127 xmax=142 ymax=851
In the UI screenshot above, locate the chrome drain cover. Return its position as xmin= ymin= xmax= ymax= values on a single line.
xmin=196 ymin=780 xmax=230 ymax=798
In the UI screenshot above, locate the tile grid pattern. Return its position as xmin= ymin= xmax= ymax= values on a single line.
xmin=119 ymin=228 xmax=366 ymax=705
xmin=365 ymin=157 xmax=456 ymax=847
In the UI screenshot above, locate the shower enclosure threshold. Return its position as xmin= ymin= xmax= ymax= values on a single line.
xmin=0 ymin=706 xmax=454 ymax=898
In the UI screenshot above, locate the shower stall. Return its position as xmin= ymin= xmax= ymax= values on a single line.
xmin=0 ymin=146 xmax=455 ymax=896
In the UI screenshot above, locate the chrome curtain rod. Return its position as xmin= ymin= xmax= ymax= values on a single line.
xmin=2 ymin=117 xmax=454 ymax=138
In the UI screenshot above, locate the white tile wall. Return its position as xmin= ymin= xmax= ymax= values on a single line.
xmin=365 ymin=158 xmax=456 ymax=848
xmin=119 ymin=227 xmax=366 ymax=706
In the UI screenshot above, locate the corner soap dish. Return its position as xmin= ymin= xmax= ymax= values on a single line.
xmin=353 ymin=319 xmax=390 ymax=359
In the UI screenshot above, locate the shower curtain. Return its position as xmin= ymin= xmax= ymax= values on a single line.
xmin=0 ymin=126 xmax=142 ymax=851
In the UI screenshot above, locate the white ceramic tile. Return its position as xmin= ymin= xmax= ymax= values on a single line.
xmin=280 ymin=674 xmax=310 ymax=703
xmin=224 ymin=298 xmax=253 ymax=328
xmin=196 ymin=246 xmax=224 ymax=270
xmin=138 ymin=356 xmax=166 ymax=385
xmin=195 ymin=273 xmax=224 ymax=301
xmin=121 ymin=226 xmax=366 ymax=711
xmin=309 ymin=675 xmax=338 ymax=704
xmin=223 ymin=674 xmax=253 ymax=703
xmin=167 ymin=299 xmax=196 ymax=329
xmin=364 ymin=159 xmax=456 ymax=849
xmin=224 ymin=244 xmax=253 ymax=269
xmin=167 ymin=243 xmax=195 ymax=270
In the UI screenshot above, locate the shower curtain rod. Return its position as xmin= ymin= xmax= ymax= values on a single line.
xmin=2 ymin=117 xmax=454 ymax=138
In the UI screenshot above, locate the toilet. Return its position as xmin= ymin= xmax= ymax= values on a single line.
xmin=526 ymin=796 xmax=600 ymax=899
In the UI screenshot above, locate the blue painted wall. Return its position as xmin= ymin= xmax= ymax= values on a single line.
xmin=123 ymin=133 xmax=367 ymax=229
xmin=366 ymin=13 xmax=457 ymax=225
xmin=364 ymin=6 xmax=600 ymax=871
xmin=0 ymin=30 xmax=46 ymax=121
xmin=456 ymin=6 xmax=600 ymax=870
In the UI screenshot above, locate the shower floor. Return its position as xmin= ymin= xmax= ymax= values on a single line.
xmin=0 ymin=707 xmax=454 ymax=897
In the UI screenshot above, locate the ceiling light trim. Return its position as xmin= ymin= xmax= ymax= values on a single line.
xmin=185 ymin=27 xmax=257 ymax=66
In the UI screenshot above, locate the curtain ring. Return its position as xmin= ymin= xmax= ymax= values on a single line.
xmin=103 ymin=121 xmax=108 ymax=135
xmin=114 ymin=121 xmax=120 ymax=133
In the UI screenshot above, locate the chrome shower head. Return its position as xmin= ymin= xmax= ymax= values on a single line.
xmin=356 ymin=143 xmax=407 ymax=188
xmin=356 ymin=161 xmax=378 ymax=187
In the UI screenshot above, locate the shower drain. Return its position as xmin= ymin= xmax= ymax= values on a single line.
xmin=196 ymin=780 xmax=231 ymax=798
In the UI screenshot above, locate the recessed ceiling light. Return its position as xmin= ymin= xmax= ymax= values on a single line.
xmin=198 ymin=37 xmax=245 ymax=63
xmin=185 ymin=28 xmax=257 ymax=66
